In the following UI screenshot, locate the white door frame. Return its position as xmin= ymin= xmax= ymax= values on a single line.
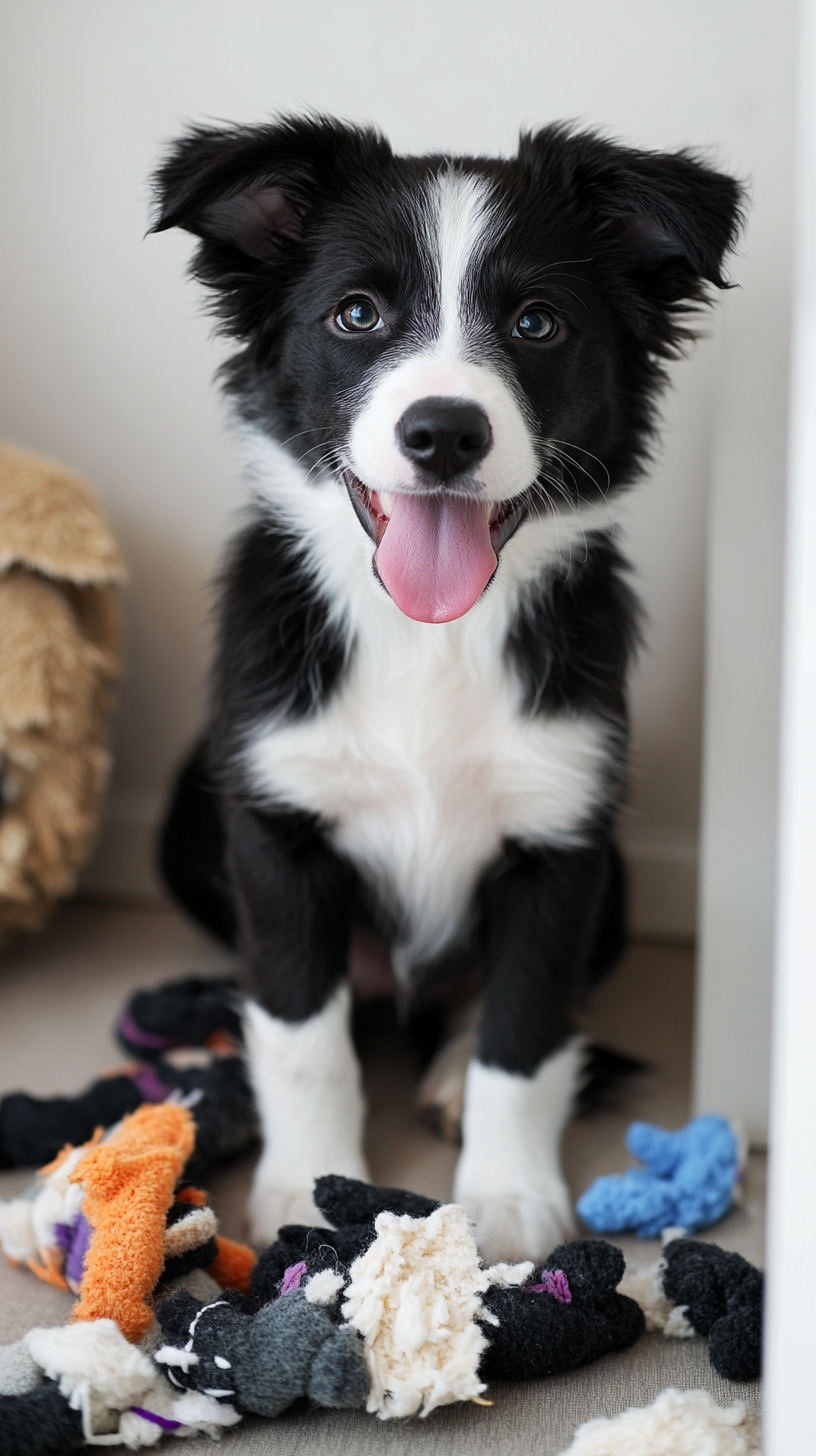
xmin=764 ymin=0 xmax=816 ymax=1443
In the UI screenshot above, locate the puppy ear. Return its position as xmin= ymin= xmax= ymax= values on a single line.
xmin=587 ymin=146 xmax=746 ymax=301
xmin=520 ymin=127 xmax=745 ymax=313
xmin=149 ymin=116 xmax=390 ymax=343
xmin=150 ymin=127 xmax=310 ymax=262
xmin=149 ymin=115 xmax=389 ymax=263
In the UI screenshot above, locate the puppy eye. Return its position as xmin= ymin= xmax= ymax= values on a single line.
xmin=512 ymin=307 xmax=557 ymax=341
xmin=336 ymin=298 xmax=383 ymax=333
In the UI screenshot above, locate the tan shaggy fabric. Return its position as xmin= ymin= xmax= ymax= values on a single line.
xmin=0 ymin=442 xmax=124 ymax=947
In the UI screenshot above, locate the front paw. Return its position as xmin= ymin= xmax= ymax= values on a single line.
xmin=456 ymin=1182 xmax=575 ymax=1263
xmin=247 ymin=1174 xmax=323 ymax=1247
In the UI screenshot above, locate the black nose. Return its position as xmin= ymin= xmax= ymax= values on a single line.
xmin=397 ymin=397 xmax=492 ymax=481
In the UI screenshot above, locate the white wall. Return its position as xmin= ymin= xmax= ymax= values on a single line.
xmin=0 ymin=0 xmax=795 ymax=939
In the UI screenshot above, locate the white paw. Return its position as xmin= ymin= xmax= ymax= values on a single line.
xmin=457 ymin=1181 xmax=575 ymax=1263
xmin=247 ymin=1175 xmax=323 ymax=1247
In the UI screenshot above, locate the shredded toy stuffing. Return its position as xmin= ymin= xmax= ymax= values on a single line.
xmin=342 ymin=1203 xmax=493 ymax=1418
xmin=1 ymin=1317 xmax=240 ymax=1450
xmin=0 ymin=971 xmax=765 ymax=1447
xmin=558 ymin=1387 xmax=761 ymax=1454
xmin=616 ymin=1261 xmax=676 ymax=1334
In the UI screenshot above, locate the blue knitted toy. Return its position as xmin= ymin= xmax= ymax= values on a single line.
xmin=576 ymin=1114 xmax=741 ymax=1238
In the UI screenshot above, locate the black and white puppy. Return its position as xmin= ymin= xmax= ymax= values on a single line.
xmin=152 ymin=117 xmax=742 ymax=1260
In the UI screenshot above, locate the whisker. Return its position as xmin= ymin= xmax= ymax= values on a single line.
xmin=277 ymin=425 xmax=328 ymax=452
xmin=546 ymin=444 xmax=617 ymax=538
xmin=543 ymin=473 xmax=588 ymax=566
xmin=546 ymin=438 xmax=612 ymax=493
xmin=531 ymin=477 xmax=573 ymax=576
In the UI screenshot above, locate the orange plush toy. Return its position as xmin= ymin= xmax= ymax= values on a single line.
xmin=0 ymin=1101 xmax=256 ymax=1342
xmin=70 ymin=1102 xmax=196 ymax=1342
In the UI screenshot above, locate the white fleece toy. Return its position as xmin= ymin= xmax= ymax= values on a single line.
xmin=559 ymin=1388 xmax=761 ymax=1455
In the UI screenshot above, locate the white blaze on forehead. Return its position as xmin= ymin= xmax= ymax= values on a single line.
xmin=346 ymin=168 xmax=539 ymax=502
xmin=429 ymin=169 xmax=500 ymax=342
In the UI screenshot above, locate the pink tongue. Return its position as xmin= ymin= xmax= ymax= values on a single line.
xmin=374 ymin=492 xmax=497 ymax=623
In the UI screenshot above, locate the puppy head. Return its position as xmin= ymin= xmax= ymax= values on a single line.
xmin=151 ymin=116 xmax=744 ymax=622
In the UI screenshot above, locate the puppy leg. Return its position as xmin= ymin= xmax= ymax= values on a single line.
xmin=416 ymin=996 xmax=481 ymax=1142
xmin=455 ymin=1039 xmax=583 ymax=1261
xmin=244 ymin=985 xmax=367 ymax=1240
xmin=227 ymin=804 xmax=369 ymax=1244
xmin=454 ymin=842 xmax=613 ymax=1262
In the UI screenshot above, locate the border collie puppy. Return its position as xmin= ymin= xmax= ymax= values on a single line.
xmin=152 ymin=117 xmax=742 ymax=1260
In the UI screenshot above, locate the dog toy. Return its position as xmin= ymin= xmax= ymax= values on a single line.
xmin=154 ymin=1283 xmax=370 ymax=1420
xmin=115 ymin=974 xmax=244 ymax=1060
xmin=0 ymin=440 xmax=124 ymax=950
xmin=0 ymin=973 xmax=256 ymax=1178
xmin=557 ymin=1387 xmax=760 ymax=1455
xmin=0 ymin=1317 xmax=244 ymax=1451
xmin=620 ymin=1237 xmax=763 ymax=1383
xmin=0 ymin=1102 xmax=257 ymax=1335
xmin=576 ymin=1114 xmax=742 ymax=1237
xmin=0 ymin=1048 xmax=257 ymax=1181
xmin=156 ymin=1174 xmax=645 ymax=1422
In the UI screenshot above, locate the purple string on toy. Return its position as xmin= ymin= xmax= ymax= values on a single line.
xmin=54 ymin=1212 xmax=92 ymax=1287
xmin=117 ymin=1012 xmax=185 ymax=1051
xmin=130 ymin=1064 xmax=174 ymax=1102
xmin=525 ymin=1269 xmax=572 ymax=1303
xmin=129 ymin=1407 xmax=183 ymax=1430
xmin=280 ymin=1261 xmax=308 ymax=1294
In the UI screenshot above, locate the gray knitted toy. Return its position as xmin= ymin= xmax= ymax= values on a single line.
xmin=154 ymin=1282 xmax=369 ymax=1419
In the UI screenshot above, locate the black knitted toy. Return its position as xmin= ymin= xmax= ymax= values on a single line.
xmin=154 ymin=1175 xmax=645 ymax=1421
xmin=116 ymin=975 xmax=244 ymax=1061
xmin=661 ymin=1237 xmax=763 ymax=1382
xmin=0 ymin=976 xmax=256 ymax=1180
xmin=255 ymin=1173 xmax=645 ymax=1381
xmin=0 ymin=1384 xmax=85 ymax=1456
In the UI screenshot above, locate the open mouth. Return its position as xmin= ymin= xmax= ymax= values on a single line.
xmin=342 ymin=469 xmax=528 ymax=625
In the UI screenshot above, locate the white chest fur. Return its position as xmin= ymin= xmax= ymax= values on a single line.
xmin=240 ymin=433 xmax=614 ymax=973
xmin=245 ymin=597 xmax=610 ymax=972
